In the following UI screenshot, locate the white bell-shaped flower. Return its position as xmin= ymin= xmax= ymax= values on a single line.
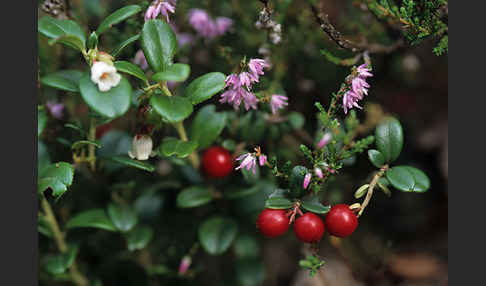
xmin=90 ymin=61 xmax=121 ymax=92
xmin=128 ymin=135 xmax=155 ymax=161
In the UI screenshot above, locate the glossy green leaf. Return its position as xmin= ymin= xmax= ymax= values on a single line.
xmin=289 ymin=166 xmax=308 ymax=198
xmin=79 ymin=73 xmax=132 ymax=119
xmin=141 ymin=20 xmax=177 ymax=72
xmin=386 ymin=166 xmax=430 ymax=193
xmin=185 ymin=72 xmax=226 ymax=105
xmin=38 ymin=16 xmax=86 ymax=50
xmin=368 ymin=149 xmax=385 ymax=168
xmin=176 ymin=186 xmax=213 ymax=208
xmin=111 ymin=34 xmax=140 ymax=58
xmin=38 ymin=162 xmax=74 ymax=198
xmin=48 ymin=34 xmax=85 ymax=52
xmin=265 ymin=189 xmax=294 ymax=209
xmin=159 ymin=137 xmax=198 ymax=158
xmin=45 ymin=246 xmax=78 ymax=275
xmin=235 ymin=258 xmax=265 ymax=286
xmin=41 ymin=70 xmax=82 ymax=92
xmin=199 ymin=217 xmax=238 ymax=255
xmin=96 ymin=5 xmax=141 ymax=35
xmin=375 ymin=117 xmax=403 ymax=163
xmin=38 ymin=109 xmax=47 ymax=137
xmin=152 ymin=63 xmax=190 ymax=82
xmin=71 ymin=140 xmax=101 ymax=150
xmin=354 ymin=184 xmax=370 ymax=199
xmin=66 ymin=209 xmax=117 ymax=231
xmin=107 ymin=203 xmax=138 ymax=232
xmin=108 ymin=156 xmax=155 ymax=172
xmin=150 ymin=95 xmax=193 ymax=123
xmin=190 ymin=105 xmax=227 ymax=149
xmin=114 ymin=61 xmax=147 ymax=82
xmin=87 ymin=31 xmax=98 ymax=49
xmin=126 ymin=226 xmax=154 ymax=251
xmin=301 ymin=196 xmax=330 ymax=214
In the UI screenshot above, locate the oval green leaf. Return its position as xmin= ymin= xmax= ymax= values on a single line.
xmin=141 ymin=20 xmax=177 ymax=72
xmin=368 ymin=149 xmax=385 ymax=168
xmin=126 ymin=226 xmax=154 ymax=251
xmin=38 ymin=16 xmax=86 ymax=50
xmin=108 ymin=156 xmax=155 ymax=172
xmin=159 ymin=137 xmax=198 ymax=158
xmin=265 ymin=189 xmax=294 ymax=209
xmin=114 ymin=61 xmax=147 ymax=82
xmin=107 ymin=203 xmax=138 ymax=232
xmin=185 ymin=72 xmax=226 ymax=105
xmin=150 ymin=95 xmax=193 ymax=123
xmin=176 ymin=186 xmax=213 ymax=208
xmin=152 ymin=63 xmax=190 ymax=82
xmin=111 ymin=34 xmax=140 ymax=58
xmin=198 ymin=217 xmax=238 ymax=255
xmin=301 ymin=196 xmax=331 ymax=214
xmin=79 ymin=73 xmax=132 ymax=119
xmin=386 ymin=166 xmax=430 ymax=193
xmin=38 ymin=162 xmax=74 ymax=198
xmin=375 ymin=117 xmax=404 ymax=163
xmin=66 ymin=209 xmax=117 ymax=231
xmin=41 ymin=70 xmax=83 ymax=92
xmin=190 ymin=105 xmax=227 ymax=149
xmin=96 ymin=5 xmax=141 ymax=35
xmin=71 ymin=140 xmax=101 ymax=150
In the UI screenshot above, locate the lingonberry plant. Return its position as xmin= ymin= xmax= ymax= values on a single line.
xmin=38 ymin=0 xmax=444 ymax=285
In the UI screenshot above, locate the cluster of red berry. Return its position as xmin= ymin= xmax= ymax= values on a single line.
xmin=256 ymin=205 xmax=358 ymax=242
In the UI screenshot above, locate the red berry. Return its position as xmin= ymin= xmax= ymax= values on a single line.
xmin=325 ymin=204 xmax=358 ymax=238
xmin=256 ymin=209 xmax=290 ymax=238
xmin=201 ymin=146 xmax=233 ymax=178
xmin=293 ymin=212 xmax=325 ymax=243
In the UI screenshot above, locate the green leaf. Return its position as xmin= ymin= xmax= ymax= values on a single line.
xmin=224 ymin=185 xmax=261 ymax=200
xmin=38 ymin=109 xmax=47 ymax=137
xmin=87 ymin=31 xmax=98 ymax=49
xmin=108 ymin=156 xmax=155 ymax=172
xmin=107 ymin=203 xmax=138 ymax=232
xmin=150 ymin=95 xmax=193 ymax=123
xmin=288 ymin=112 xmax=305 ymax=129
xmin=289 ymin=166 xmax=308 ymax=198
xmin=38 ymin=141 xmax=51 ymax=177
xmin=111 ymin=34 xmax=140 ymax=58
xmin=265 ymin=189 xmax=294 ymax=209
xmin=301 ymin=196 xmax=330 ymax=214
xmin=71 ymin=140 xmax=101 ymax=150
xmin=141 ymin=20 xmax=177 ymax=72
xmin=198 ymin=216 xmax=238 ymax=255
xmin=368 ymin=149 xmax=385 ymax=168
xmin=41 ymin=70 xmax=83 ymax=92
xmin=159 ymin=137 xmax=198 ymax=158
xmin=48 ymin=34 xmax=85 ymax=52
xmin=234 ymin=235 xmax=260 ymax=259
xmin=354 ymin=184 xmax=370 ymax=199
xmin=386 ymin=166 xmax=430 ymax=193
xmin=190 ymin=105 xmax=227 ymax=149
xmin=375 ymin=117 xmax=404 ymax=163
xmin=79 ymin=73 xmax=132 ymax=119
xmin=185 ymin=72 xmax=226 ymax=105
xmin=176 ymin=186 xmax=213 ymax=208
xmin=45 ymin=246 xmax=78 ymax=275
xmin=114 ymin=61 xmax=147 ymax=82
xmin=126 ymin=226 xmax=154 ymax=251
xmin=236 ymin=258 xmax=265 ymax=286
xmin=66 ymin=209 xmax=117 ymax=231
xmin=38 ymin=162 xmax=74 ymax=198
xmin=96 ymin=5 xmax=141 ymax=35
xmin=38 ymin=16 xmax=86 ymax=50
xmin=38 ymin=215 xmax=53 ymax=237
xmin=152 ymin=63 xmax=190 ymax=82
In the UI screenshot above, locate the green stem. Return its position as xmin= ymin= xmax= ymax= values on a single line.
xmin=41 ymin=196 xmax=89 ymax=286
xmin=174 ymin=121 xmax=200 ymax=169
xmin=87 ymin=118 xmax=96 ymax=171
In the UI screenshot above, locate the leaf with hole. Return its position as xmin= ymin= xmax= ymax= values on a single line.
xmin=38 ymin=162 xmax=74 ymax=198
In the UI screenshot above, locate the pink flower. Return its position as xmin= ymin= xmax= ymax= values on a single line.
xmin=46 ymin=101 xmax=64 ymax=119
xmin=317 ymin=133 xmax=332 ymax=149
xmin=220 ymin=76 xmax=259 ymax=110
xmin=248 ymin=58 xmax=269 ymax=80
xmin=270 ymin=94 xmax=288 ymax=114
xmin=314 ymin=167 xmax=323 ymax=179
xmin=188 ymin=9 xmax=214 ymax=38
xmin=178 ymin=256 xmax=191 ymax=276
xmin=342 ymin=63 xmax=373 ymax=114
xmin=239 ymin=72 xmax=253 ymax=89
xmin=225 ymin=74 xmax=240 ymax=88
xmin=258 ymin=154 xmax=267 ymax=166
xmin=241 ymin=90 xmax=258 ymax=110
xmin=303 ymin=173 xmax=312 ymax=189
xmin=215 ymin=17 xmax=232 ymax=35
xmin=145 ymin=1 xmax=176 ymax=22
xmin=357 ymin=63 xmax=373 ymax=78
xmin=342 ymin=90 xmax=362 ymax=114
xmin=133 ymin=50 xmax=148 ymax=70
xmin=235 ymin=153 xmax=257 ymax=174
xmin=169 ymin=24 xmax=194 ymax=47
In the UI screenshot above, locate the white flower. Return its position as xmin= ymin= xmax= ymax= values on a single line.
xmin=90 ymin=61 xmax=121 ymax=92
xmin=128 ymin=135 xmax=156 ymax=161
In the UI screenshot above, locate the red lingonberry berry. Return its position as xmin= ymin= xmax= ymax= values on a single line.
xmin=256 ymin=209 xmax=290 ymax=238
xmin=201 ymin=146 xmax=233 ymax=178
xmin=293 ymin=212 xmax=325 ymax=243
xmin=325 ymin=204 xmax=358 ymax=238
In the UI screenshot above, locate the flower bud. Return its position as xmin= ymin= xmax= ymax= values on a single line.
xmin=178 ymin=256 xmax=192 ymax=276
xmin=97 ymin=51 xmax=114 ymax=66
xmin=128 ymin=134 xmax=154 ymax=161
xmin=354 ymin=184 xmax=370 ymax=199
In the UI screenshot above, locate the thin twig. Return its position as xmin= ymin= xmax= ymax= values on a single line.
xmin=358 ymin=165 xmax=388 ymax=217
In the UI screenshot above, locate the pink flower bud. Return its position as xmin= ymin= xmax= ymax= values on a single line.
xmin=303 ymin=173 xmax=312 ymax=189
xmin=317 ymin=133 xmax=332 ymax=149
xmin=259 ymin=154 xmax=267 ymax=166
xmin=178 ymin=256 xmax=191 ymax=276
xmin=314 ymin=167 xmax=323 ymax=179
